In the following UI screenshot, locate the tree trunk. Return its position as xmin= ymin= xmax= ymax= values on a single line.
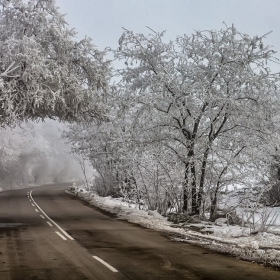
xmin=188 ymin=148 xmax=198 ymax=214
xmin=210 ymin=190 xmax=218 ymax=222
xmin=197 ymin=147 xmax=210 ymax=215
xmin=190 ymin=161 xmax=198 ymax=214
xmin=183 ymin=162 xmax=189 ymax=212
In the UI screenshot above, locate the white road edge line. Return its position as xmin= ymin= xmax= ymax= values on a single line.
xmin=46 ymin=221 xmax=53 ymax=227
xmin=93 ymin=256 xmax=118 ymax=273
xmin=30 ymin=190 xmax=74 ymax=241
xmin=40 ymin=215 xmax=45 ymax=219
xmin=56 ymin=231 xmax=67 ymax=241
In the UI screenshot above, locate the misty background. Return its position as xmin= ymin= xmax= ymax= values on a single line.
xmin=0 ymin=120 xmax=92 ymax=192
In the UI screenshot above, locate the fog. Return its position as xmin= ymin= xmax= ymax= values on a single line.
xmin=0 ymin=120 xmax=92 ymax=191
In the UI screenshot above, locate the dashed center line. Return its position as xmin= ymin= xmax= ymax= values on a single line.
xmin=93 ymin=256 xmax=118 ymax=272
xmin=27 ymin=190 xmax=118 ymax=272
xmin=29 ymin=190 xmax=74 ymax=241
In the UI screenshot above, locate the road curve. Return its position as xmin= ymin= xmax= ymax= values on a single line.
xmin=0 ymin=183 xmax=279 ymax=280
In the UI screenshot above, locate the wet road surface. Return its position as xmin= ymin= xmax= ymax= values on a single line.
xmin=0 ymin=183 xmax=280 ymax=279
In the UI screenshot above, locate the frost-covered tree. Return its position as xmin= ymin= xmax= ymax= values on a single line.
xmin=0 ymin=0 xmax=110 ymax=126
xmin=64 ymin=25 xmax=280 ymax=218
xmin=65 ymin=97 xmax=184 ymax=214
xmin=65 ymin=121 xmax=119 ymax=195
xmin=64 ymin=90 xmax=134 ymax=197
xmin=113 ymin=25 xmax=280 ymax=215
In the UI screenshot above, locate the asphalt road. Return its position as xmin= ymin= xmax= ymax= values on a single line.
xmin=0 ymin=183 xmax=280 ymax=280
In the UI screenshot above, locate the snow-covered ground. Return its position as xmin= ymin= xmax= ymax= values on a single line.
xmin=66 ymin=184 xmax=280 ymax=268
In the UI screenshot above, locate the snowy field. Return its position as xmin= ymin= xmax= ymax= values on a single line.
xmin=67 ymin=184 xmax=280 ymax=268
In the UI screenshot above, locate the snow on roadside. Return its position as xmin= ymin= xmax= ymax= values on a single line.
xmin=66 ymin=184 xmax=280 ymax=268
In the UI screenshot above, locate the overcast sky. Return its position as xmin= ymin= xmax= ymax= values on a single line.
xmin=56 ymin=0 xmax=280 ymax=71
